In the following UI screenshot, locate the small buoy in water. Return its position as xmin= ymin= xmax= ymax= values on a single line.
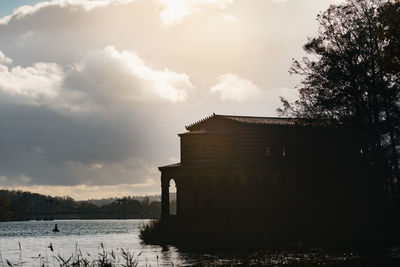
xmin=52 ymin=224 xmax=59 ymax=232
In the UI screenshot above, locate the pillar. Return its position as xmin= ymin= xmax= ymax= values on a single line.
xmin=161 ymin=173 xmax=170 ymax=219
xmin=176 ymin=180 xmax=182 ymax=217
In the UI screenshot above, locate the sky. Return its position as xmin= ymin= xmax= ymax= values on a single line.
xmin=0 ymin=0 xmax=343 ymax=200
xmin=0 ymin=0 xmax=42 ymax=17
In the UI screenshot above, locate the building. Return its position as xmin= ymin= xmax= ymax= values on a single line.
xmin=159 ymin=114 xmax=370 ymax=238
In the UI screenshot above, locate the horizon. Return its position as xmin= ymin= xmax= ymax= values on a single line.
xmin=0 ymin=0 xmax=343 ymax=199
xmin=1 ymin=187 xmax=165 ymax=201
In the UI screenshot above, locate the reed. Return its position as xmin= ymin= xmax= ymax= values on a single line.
xmin=0 ymin=242 xmax=142 ymax=267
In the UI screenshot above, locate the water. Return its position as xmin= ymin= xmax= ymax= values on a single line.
xmin=0 ymin=220 xmax=398 ymax=266
xmin=0 ymin=220 xmax=184 ymax=266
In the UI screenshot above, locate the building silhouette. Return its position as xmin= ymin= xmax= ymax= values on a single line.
xmin=159 ymin=114 xmax=373 ymax=240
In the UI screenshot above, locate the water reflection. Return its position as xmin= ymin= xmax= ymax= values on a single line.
xmin=0 ymin=220 xmax=399 ymax=266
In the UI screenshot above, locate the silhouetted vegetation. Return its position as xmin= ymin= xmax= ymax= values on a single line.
xmin=0 ymin=190 xmax=161 ymax=221
xmin=277 ymin=0 xmax=400 ymax=251
xmin=86 ymin=195 xmax=162 ymax=207
xmin=278 ymin=0 xmax=400 ymax=203
xmin=1 ymin=242 xmax=142 ymax=267
xmin=3 ymin=239 xmax=400 ymax=266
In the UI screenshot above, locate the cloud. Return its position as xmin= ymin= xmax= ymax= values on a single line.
xmin=219 ymin=13 xmax=237 ymax=22
xmin=0 ymin=61 xmax=63 ymax=104
xmin=0 ymin=47 xmax=192 ymax=110
xmin=0 ymin=0 xmax=342 ymax=198
xmin=0 ymin=51 xmax=12 ymax=64
xmin=158 ymin=0 xmax=234 ymax=25
xmin=211 ymin=73 xmax=262 ymax=102
xmin=66 ymin=46 xmax=192 ymax=105
xmin=0 ymin=0 xmax=135 ymax=25
xmin=0 ymin=48 xmax=190 ymax=194
xmin=0 ymin=99 xmax=167 ymax=189
xmin=0 ymin=0 xmax=234 ymax=29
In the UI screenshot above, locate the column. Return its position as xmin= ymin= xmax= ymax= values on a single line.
xmin=176 ymin=179 xmax=181 ymax=217
xmin=161 ymin=173 xmax=170 ymax=219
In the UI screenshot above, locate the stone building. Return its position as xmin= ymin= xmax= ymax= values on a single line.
xmin=159 ymin=114 xmax=370 ymax=236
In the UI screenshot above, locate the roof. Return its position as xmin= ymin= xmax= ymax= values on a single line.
xmin=158 ymin=163 xmax=182 ymax=171
xmin=185 ymin=114 xmax=331 ymax=131
xmin=178 ymin=128 xmax=234 ymax=136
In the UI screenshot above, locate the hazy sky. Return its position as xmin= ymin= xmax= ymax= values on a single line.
xmin=0 ymin=0 xmax=342 ymax=200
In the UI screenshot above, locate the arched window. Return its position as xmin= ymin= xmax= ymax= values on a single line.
xmin=169 ymin=179 xmax=177 ymax=215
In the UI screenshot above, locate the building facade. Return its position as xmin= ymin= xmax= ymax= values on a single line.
xmin=159 ymin=114 xmax=370 ymax=235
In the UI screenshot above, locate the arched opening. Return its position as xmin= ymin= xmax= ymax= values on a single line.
xmin=169 ymin=179 xmax=177 ymax=215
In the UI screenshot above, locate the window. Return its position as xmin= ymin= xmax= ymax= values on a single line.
xmin=282 ymin=145 xmax=286 ymax=157
xmin=265 ymin=146 xmax=272 ymax=156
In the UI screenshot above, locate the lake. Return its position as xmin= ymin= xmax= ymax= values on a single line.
xmin=0 ymin=220 xmax=398 ymax=266
xmin=0 ymin=220 xmax=184 ymax=266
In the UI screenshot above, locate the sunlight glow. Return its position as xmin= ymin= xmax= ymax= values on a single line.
xmin=211 ymin=74 xmax=262 ymax=102
xmin=102 ymin=46 xmax=191 ymax=102
xmin=158 ymin=0 xmax=233 ymax=25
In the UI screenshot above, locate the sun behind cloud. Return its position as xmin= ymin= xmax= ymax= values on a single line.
xmin=211 ymin=73 xmax=262 ymax=102
xmin=158 ymin=0 xmax=233 ymax=25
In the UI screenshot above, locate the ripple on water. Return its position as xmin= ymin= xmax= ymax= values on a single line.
xmin=1 ymin=220 xmax=399 ymax=266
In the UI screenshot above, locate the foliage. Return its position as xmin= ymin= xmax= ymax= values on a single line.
xmin=0 ymin=189 xmax=161 ymax=221
xmin=378 ymin=0 xmax=400 ymax=75
xmin=0 ymin=196 xmax=13 ymax=221
xmin=278 ymin=0 xmax=400 ymax=196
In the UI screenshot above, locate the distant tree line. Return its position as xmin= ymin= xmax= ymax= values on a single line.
xmin=0 ymin=190 xmax=161 ymax=221
xmin=86 ymin=195 xmax=162 ymax=207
